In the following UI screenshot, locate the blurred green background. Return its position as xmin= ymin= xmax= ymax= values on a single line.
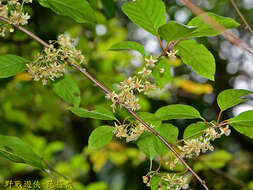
xmin=1 ymin=0 xmax=253 ymax=189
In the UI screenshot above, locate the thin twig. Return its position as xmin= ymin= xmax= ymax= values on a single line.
xmin=155 ymin=158 xmax=162 ymax=172
xmin=175 ymin=120 xmax=229 ymax=144
xmin=156 ymin=35 xmax=165 ymax=51
xmin=209 ymin=167 xmax=246 ymax=188
xmin=41 ymin=158 xmax=76 ymax=190
xmin=175 ymin=130 xmax=206 ymax=144
xmin=217 ymin=110 xmax=223 ymax=124
xmin=230 ymin=0 xmax=253 ymax=35
xmin=41 ymin=158 xmax=69 ymax=181
xmin=149 ymin=158 xmax=153 ymax=171
xmin=0 ymin=15 xmax=209 ymax=190
xmin=230 ymin=160 xmax=253 ymax=171
xmin=179 ymin=0 xmax=253 ymax=56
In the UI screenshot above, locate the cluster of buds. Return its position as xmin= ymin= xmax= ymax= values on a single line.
xmin=113 ymin=121 xmax=147 ymax=142
xmin=27 ymin=34 xmax=85 ymax=85
xmin=142 ymin=172 xmax=155 ymax=187
xmin=177 ymin=125 xmax=231 ymax=159
xmin=0 ymin=0 xmax=32 ymax=36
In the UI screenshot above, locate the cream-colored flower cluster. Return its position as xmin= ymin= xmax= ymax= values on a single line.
xmin=150 ymin=125 xmax=231 ymax=189
xmin=106 ymin=56 xmax=158 ymax=112
xmin=178 ymin=125 xmax=231 ymax=159
xmin=143 ymin=173 xmax=189 ymax=190
xmin=0 ymin=0 xmax=32 ymax=36
xmin=162 ymin=174 xmax=189 ymax=190
xmin=113 ymin=121 xmax=147 ymax=142
xmin=27 ymin=34 xmax=85 ymax=85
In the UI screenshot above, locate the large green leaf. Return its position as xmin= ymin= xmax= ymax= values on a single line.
xmin=158 ymin=21 xmax=197 ymax=42
xmin=88 ymin=126 xmax=114 ymax=150
xmin=152 ymin=59 xmax=171 ymax=88
xmin=217 ymin=89 xmax=253 ymax=111
xmin=176 ymin=40 xmax=216 ymax=80
xmin=136 ymin=112 xmax=162 ymax=127
xmin=68 ymin=105 xmax=116 ymax=120
xmin=109 ymin=41 xmax=146 ymax=56
xmin=0 ymin=55 xmax=28 ymax=78
xmin=183 ymin=122 xmax=208 ymax=139
xmin=153 ymin=124 xmax=178 ymax=156
xmin=0 ymin=135 xmax=46 ymax=170
xmin=122 ymin=0 xmax=166 ymax=35
xmin=150 ymin=175 xmax=164 ymax=190
xmin=229 ymin=110 xmax=253 ymax=139
xmin=53 ymin=75 xmax=81 ymax=107
xmin=155 ymin=104 xmax=202 ymax=120
xmin=102 ymin=0 xmax=115 ymax=19
xmin=37 ymin=0 xmax=96 ymax=24
xmin=137 ymin=132 xmax=157 ymax=159
xmin=186 ymin=12 xmax=240 ymax=38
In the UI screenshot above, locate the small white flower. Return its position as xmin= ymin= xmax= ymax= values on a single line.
xmin=0 ymin=5 xmax=8 ymax=17
xmin=138 ymin=67 xmax=152 ymax=76
xmin=105 ymin=91 xmax=118 ymax=100
xmin=167 ymin=49 xmax=178 ymax=60
xmin=220 ymin=125 xmax=231 ymax=136
xmin=144 ymin=55 xmax=158 ymax=68
xmin=159 ymin=68 xmax=165 ymax=73
xmin=19 ymin=12 xmax=30 ymax=25
xmin=24 ymin=0 xmax=32 ymax=3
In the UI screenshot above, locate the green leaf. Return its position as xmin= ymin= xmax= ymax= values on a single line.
xmin=0 ymin=135 xmax=46 ymax=170
xmin=194 ymin=150 xmax=232 ymax=171
xmin=68 ymin=105 xmax=116 ymax=120
xmin=88 ymin=126 xmax=114 ymax=150
xmin=37 ymin=0 xmax=96 ymax=24
xmin=158 ymin=21 xmax=197 ymax=42
xmin=183 ymin=122 xmax=208 ymax=139
xmin=101 ymin=0 xmax=115 ymax=19
xmin=137 ymin=112 xmax=162 ymax=127
xmin=150 ymin=175 xmax=163 ymax=190
xmin=53 ymin=75 xmax=81 ymax=107
xmin=217 ymin=89 xmax=253 ymax=111
xmin=248 ymin=181 xmax=253 ymax=189
xmin=86 ymin=182 xmax=108 ymax=190
xmin=122 ymin=0 xmax=166 ymax=35
xmin=109 ymin=41 xmax=146 ymax=56
xmin=153 ymin=124 xmax=178 ymax=156
xmin=176 ymin=40 xmax=216 ymax=80
xmin=0 ymin=55 xmax=28 ymax=78
xmin=229 ymin=110 xmax=253 ymax=139
xmin=155 ymin=104 xmax=202 ymax=120
xmin=152 ymin=59 xmax=171 ymax=88
xmin=187 ymin=12 xmax=240 ymax=38
xmin=137 ymin=132 xmax=156 ymax=159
